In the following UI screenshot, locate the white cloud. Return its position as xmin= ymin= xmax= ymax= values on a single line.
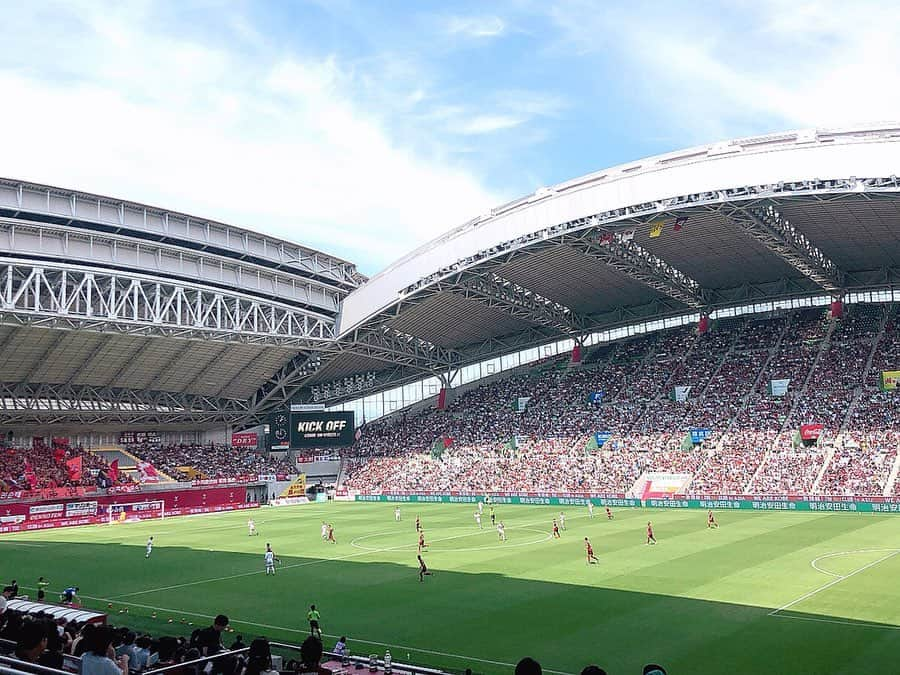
xmin=0 ymin=4 xmax=503 ymax=273
xmin=451 ymin=115 xmax=526 ymax=135
xmin=548 ymin=0 xmax=900 ymax=139
xmin=446 ymin=15 xmax=506 ymax=38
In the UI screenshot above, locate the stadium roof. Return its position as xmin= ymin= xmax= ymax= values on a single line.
xmin=300 ymin=124 xmax=900 ymax=406
xmin=5 ymin=124 xmax=900 ymax=428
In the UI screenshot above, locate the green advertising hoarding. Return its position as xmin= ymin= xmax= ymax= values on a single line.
xmin=354 ymin=494 xmax=900 ymax=513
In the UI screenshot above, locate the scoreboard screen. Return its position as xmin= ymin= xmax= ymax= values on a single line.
xmin=269 ymin=411 xmax=355 ymax=449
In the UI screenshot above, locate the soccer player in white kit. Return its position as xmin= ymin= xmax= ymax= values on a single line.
xmin=497 ymin=521 xmax=506 ymax=541
xmin=559 ymin=512 xmax=566 ymax=530
xmin=248 ymin=518 xmax=258 ymax=536
xmin=145 ymin=536 xmax=153 ymax=558
xmin=395 ymin=506 xmax=401 ymax=522
xmin=265 ymin=547 xmax=276 ymax=575
xmin=477 ymin=500 xmax=484 ymax=514
xmin=588 ymin=502 xmax=594 ymax=518
xmin=321 ymin=522 xmax=328 ymax=541
xmin=474 ymin=511 xmax=482 ymax=529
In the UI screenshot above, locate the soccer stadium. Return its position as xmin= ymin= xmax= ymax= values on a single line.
xmin=4 ymin=125 xmax=900 ymax=675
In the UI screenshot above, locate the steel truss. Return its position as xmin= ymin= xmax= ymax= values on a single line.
xmin=0 ymin=179 xmax=365 ymax=289
xmin=569 ymin=225 xmax=707 ymax=309
xmin=715 ymin=203 xmax=844 ymax=292
xmin=400 ymin=178 xmax=899 ymax=299
xmin=0 ymin=382 xmax=250 ymax=426
xmin=0 ymin=259 xmax=336 ymax=347
xmin=439 ymin=272 xmax=588 ymax=334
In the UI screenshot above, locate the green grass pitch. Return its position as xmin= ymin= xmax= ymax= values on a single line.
xmin=3 ymin=503 xmax=900 ymax=674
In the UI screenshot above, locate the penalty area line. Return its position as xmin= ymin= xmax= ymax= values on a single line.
xmin=769 ymin=550 xmax=899 ymax=617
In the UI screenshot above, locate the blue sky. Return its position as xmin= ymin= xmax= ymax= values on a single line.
xmin=2 ymin=1 xmax=899 ymax=274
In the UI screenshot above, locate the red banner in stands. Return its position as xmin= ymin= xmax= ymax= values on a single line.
xmin=231 ymin=432 xmax=258 ymax=448
xmin=571 ymin=344 xmax=582 ymax=363
xmin=830 ymin=299 xmax=843 ymax=319
xmin=800 ymin=423 xmax=824 ymax=440
xmin=698 ymin=315 xmax=709 ymax=335
xmin=0 ymin=485 xmax=97 ymax=502
xmin=436 ymin=388 xmax=447 ymax=410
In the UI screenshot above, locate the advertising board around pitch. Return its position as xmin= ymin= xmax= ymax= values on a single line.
xmin=291 ymin=411 xmax=355 ymax=447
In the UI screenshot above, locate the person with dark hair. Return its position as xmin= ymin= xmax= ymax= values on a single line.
xmin=196 ymin=615 xmax=229 ymax=656
xmin=72 ymin=623 xmax=96 ymax=657
xmin=116 ymin=631 xmax=138 ymax=664
xmin=132 ymin=636 xmax=153 ymax=671
xmin=36 ymin=577 xmax=50 ymax=601
xmin=242 ymin=638 xmax=278 ymax=675
xmin=230 ymin=634 xmax=246 ymax=651
xmin=417 ymin=555 xmax=432 ymax=582
xmin=80 ymin=625 xmax=128 ymax=675
xmin=306 ymin=605 xmax=322 ymax=639
xmin=332 ymin=637 xmax=346 ymax=658
xmin=515 ymin=657 xmax=542 ymax=675
xmin=642 ymin=666 xmax=667 ymax=675
xmin=14 ymin=620 xmax=48 ymax=663
xmin=9 ymin=580 xmax=18 ymax=597
xmin=296 ymin=636 xmax=331 ymax=675
xmin=580 ymin=666 xmax=607 ymax=675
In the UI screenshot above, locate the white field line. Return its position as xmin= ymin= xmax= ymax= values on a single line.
xmin=809 ymin=548 xmax=900 ymax=578
xmin=20 ymin=586 xmax=575 ymax=675
xmin=113 ymin=510 xmax=587 ymax=599
xmin=769 ymin=550 xmax=900 ymax=616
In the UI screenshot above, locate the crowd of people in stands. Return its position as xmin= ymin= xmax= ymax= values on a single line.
xmin=0 ymin=606 xmax=339 ymax=675
xmin=124 ymin=445 xmax=295 ymax=481
xmin=345 ymin=304 xmax=900 ymax=498
xmin=0 ymin=601 xmax=666 ymax=675
xmin=0 ymin=441 xmax=131 ymax=493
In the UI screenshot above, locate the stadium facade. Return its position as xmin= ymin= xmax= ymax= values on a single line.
xmin=3 ymin=124 xmax=900 ymax=439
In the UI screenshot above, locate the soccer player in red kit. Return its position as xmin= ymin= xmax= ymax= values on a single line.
xmin=646 ymin=521 xmax=657 ymax=545
xmin=327 ymin=524 xmax=336 ymax=543
xmin=418 ymin=531 xmax=427 ymax=552
xmin=585 ymin=537 xmax=599 ymax=564
xmin=605 ymin=506 xmax=613 ymax=520
xmin=417 ymin=555 xmax=432 ymax=582
xmin=707 ymin=510 xmax=719 ymax=528
xmin=552 ymin=519 xmax=561 ymax=538
xmin=415 ymin=516 xmax=421 ymax=532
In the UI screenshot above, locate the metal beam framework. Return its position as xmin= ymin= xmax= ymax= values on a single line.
xmin=343 ymin=327 xmax=465 ymax=371
xmin=247 ymin=352 xmax=323 ymax=416
xmin=0 ymin=179 xmax=365 ymax=290
xmin=0 ymin=382 xmax=250 ymax=426
xmin=440 ymin=272 xmax=588 ymax=334
xmin=712 ymin=203 xmax=844 ymax=292
xmin=0 ymin=260 xmax=336 ymax=347
xmin=567 ymin=224 xmax=708 ymax=309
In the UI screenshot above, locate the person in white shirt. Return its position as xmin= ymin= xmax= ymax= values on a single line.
xmin=477 ymin=500 xmax=484 ymax=514
xmin=394 ymin=506 xmax=401 ymax=522
xmin=248 ymin=518 xmax=258 ymax=536
xmin=588 ymin=501 xmax=594 ymax=518
xmin=497 ymin=522 xmax=506 ymax=542
xmin=145 ymin=537 xmax=153 ymax=558
xmin=264 ymin=548 xmax=275 ymax=575
xmin=320 ymin=522 xmax=328 ymax=541
xmin=559 ymin=512 xmax=566 ymax=530
xmin=474 ymin=511 xmax=482 ymax=529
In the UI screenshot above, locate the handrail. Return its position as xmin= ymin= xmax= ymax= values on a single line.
xmin=144 ymin=648 xmax=248 ymax=675
xmin=2 ymin=666 xmax=55 ymax=675
xmin=0 ymin=657 xmax=71 ymax=675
